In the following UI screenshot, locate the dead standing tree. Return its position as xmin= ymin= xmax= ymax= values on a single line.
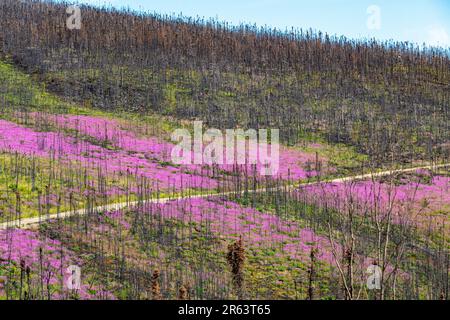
xmin=307 ymin=247 xmax=318 ymax=300
xmin=227 ymin=236 xmax=246 ymax=299
xmin=150 ymin=269 xmax=162 ymax=300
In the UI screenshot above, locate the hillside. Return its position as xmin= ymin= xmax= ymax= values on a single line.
xmin=0 ymin=0 xmax=448 ymax=301
xmin=0 ymin=0 xmax=449 ymax=166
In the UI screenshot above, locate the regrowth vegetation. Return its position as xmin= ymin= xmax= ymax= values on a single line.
xmin=0 ymin=0 xmax=448 ymax=300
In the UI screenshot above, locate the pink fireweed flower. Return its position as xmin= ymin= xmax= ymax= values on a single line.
xmin=0 ymin=228 xmax=114 ymax=299
xmin=30 ymin=113 xmax=333 ymax=181
xmin=0 ymin=119 xmax=218 ymax=190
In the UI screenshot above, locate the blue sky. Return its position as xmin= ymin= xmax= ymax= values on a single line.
xmin=75 ymin=0 xmax=450 ymax=47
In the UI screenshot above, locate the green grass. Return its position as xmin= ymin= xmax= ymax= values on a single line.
xmin=296 ymin=136 xmax=368 ymax=176
xmin=0 ymin=60 xmax=181 ymax=138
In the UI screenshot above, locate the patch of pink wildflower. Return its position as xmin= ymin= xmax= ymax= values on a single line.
xmin=298 ymin=171 xmax=449 ymax=227
xmin=138 ymin=197 xmax=336 ymax=264
xmin=0 ymin=228 xmax=114 ymax=299
xmin=0 ymin=119 xmax=218 ymax=190
xmin=33 ymin=113 xmax=332 ymax=181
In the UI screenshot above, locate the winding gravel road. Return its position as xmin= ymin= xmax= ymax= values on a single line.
xmin=1 ymin=162 xmax=448 ymax=230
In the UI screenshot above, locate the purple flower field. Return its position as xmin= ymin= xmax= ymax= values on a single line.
xmin=0 ymin=229 xmax=114 ymax=299
xmin=45 ymin=113 xmax=331 ymax=181
xmin=0 ymin=0 xmax=448 ymax=300
xmin=0 ymin=110 xmax=448 ymax=299
xmin=139 ymin=197 xmax=337 ymax=263
xmin=0 ymin=112 xmax=346 ymax=299
xmin=299 ymin=170 xmax=450 ymax=229
xmin=0 ymin=113 xmax=331 ymax=192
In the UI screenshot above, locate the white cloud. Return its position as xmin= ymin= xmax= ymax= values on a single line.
xmin=427 ymin=25 xmax=450 ymax=47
